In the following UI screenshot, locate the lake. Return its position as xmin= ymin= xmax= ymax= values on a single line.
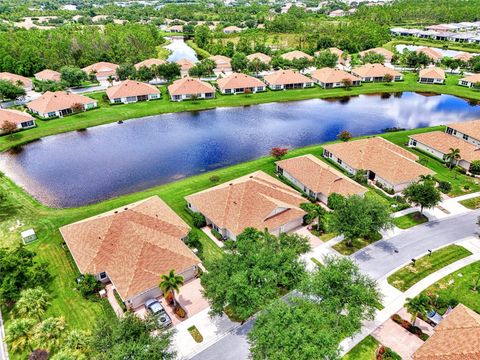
xmin=165 ymin=36 xmax=198 ymax=63
xmin=1 ymin=92 xmax=479 ymax=208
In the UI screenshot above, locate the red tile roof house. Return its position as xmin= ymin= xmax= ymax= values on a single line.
xmin=323 ymin=137 xmax=434 ymax=193
xmin=26 ymin=91 xmax=97 ymax=119
xmin=417 ymin=47 xmax=443 ymax=63
xmin=216 ymin=73 xmax=266 ymax=94
xmin=458 ymin=73 xmax=480 ymax=88
xmin=167 ymin=76 xmax=215 ymax=101
xmin=310 ymin=68 xmax=361 ymax=89
xmin=263 ymin=69 xmax=314 ymax=90
xmin=34 ymin=69 xmax=61 ymax=82
xmin=280 ymin=50 xmax=314 ymax=62
xmin=445 ymin=119 xmax=480 ymax=147
xmin=223 ymin=26 xmax=243 ymax=34
xmin=0 ymin=72 xmax=33 ymax=91
xmin=59 ymin=196 xmax=201 ymax=310
xmin=359 ymin=47 xmax=394 ymax=63
xmin=208 ymin=55 xmax=232 ymax=74
xmin=418 ymin=67 xmax=445 ymax=84
xmin=276 ymin=155 xmax=367 ymax=205
xmin=106 ymin=80 xmax=161 ymax=104
xmin=246 ymin=52 xmax=272 ymax=64
xmin=176 ymin=58 xmax=196 ymax=77
xmin=351 ymin=64 xmax=403 ymax=82
xmin=0 ymin=109 xmax=36 ymax=133
xmin=185 ymin=171 xmax=306 ymax=241
xmin=134 ymin=59 xmax=166 ymax=70
xmin=82 ymin=62 xmax=119 ymax=81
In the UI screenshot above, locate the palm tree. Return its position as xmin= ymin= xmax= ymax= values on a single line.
xmin=33 ymin=317 xmax=67 ymax=352
xmin=445 ymin=148 xmax=461 ymax=169
xmin=5 ymin=318 xmax=37 ymax=353
xmin=405 ymin=294 xmax=430 ymax=326
xmin=107 ymin=75 xmax=114 ymax=87
xmin=419 ymin=174 xmax=435 ymax=184
xmin=15 ymin=287 xmax=50 ymax=321
xmin=159 ymin=269 xmax=184 ymax=307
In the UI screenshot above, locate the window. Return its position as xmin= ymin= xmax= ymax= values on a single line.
xmin=99 ymin=272 xmax=107 ymax=280
xmin=463 ymin=134 xmax=469 ymax=140
xmin=225 ymin=89 xmax=232 ymax=94
xmin=337 ymin=158 xmax=342 ymax=165
xmin=126 ymin=96 xmax=136 ymax=102
xmin=114 ymin=98 xmax=122 ymax=103
xmin=446 ymin=127 xmax=453 ymax=135
xmin=47 ymin=112 xmax=56 ymax=118
xmin=324 ymin=150 xmax=331 ymax=158
xmin=173 ymin=95 xmax=182 ymax=100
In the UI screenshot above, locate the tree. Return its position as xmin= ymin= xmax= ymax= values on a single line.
xmin=247 ymin=58 xmax=269 ymax=76
xmin=77 ymin=274 xmax=101 ymax=297
xmin=291 ymin=57 xmax=311 ymax=72
xmin=337 ymin=130 xmax=352 ymax=142
xmin=300 ymin=202 xmax=325 ymax=225
xmin=402 ymin=181 xmax=441 ymax=216
xmin=270 ymin=147 xmax=288 ymax=160
xmin=60 ymin=66 xmax=87 ymax=87
xmin=327 ymin=193 xmax=345 ymax=210
xmin=445 ymin=147 xmax=461 ymax=169
xmin=361 ymin=51 xmax=385 ymax=64
xmin=14 ymin=287 xmax=50 ymax=321
xmin=156 ymin=63 xmax=181 ymax=81
xmin=106 ymin=75 xmax=114 ymax=86
xmin=189 ymin=59 xmax=215 ymax=77
xmin=231 ymin=52 xmax=248 ymax=72
xmin=116 ymin=63 xmax=136 ymax=80
xmin=0 ymin=80 xmax=26 ymax=101
xmin=405 ymin=51 xmax=430 ymax=70
xmin=341 ymin=78 xmax=353 ymax=89
xmin=71 ymin=103 xmax=84 ymax=113
xmin=34 ymin=317 xmax=67 ymax=352
xmin=405 ymin=294 xmax=430 ymax=326
xmin=194 ymin=25 xmax=211 ymax=49
xmin=6 ymin=318 xmax=37 ymax=353
xmin=470 ymin=160 xmax=480 ymax=175
xmin=314 ymin=50 xmax=338 ymax=68
xmin=383 ymin=73 xmax=394 ymax=83
xmin=135 ymin=66 xmax=154 ymax=82
xmin=159 ymin=269 xmax=184 ymax=307
xmin=1 ymin=120 xmax=18 ymax=135
xmin=329 ymin=195 xmax=393 ymax=247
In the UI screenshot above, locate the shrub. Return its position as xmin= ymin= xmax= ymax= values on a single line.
xmin=191 ymin=212 xmax=206 ymax=228
xmin=464 ymin=184 xmax=470 ymax=190
xmin=113 ymin=289 xmax=127 ymax=312
xmin=337 ymin=130 xmax=352 ymax=142
xmin=175 ymin=305 xmax=186 ymax=318
xmin=455 ymin=166 xmax=467 ymax=174
xmin=438 ymin=181 xmax=452 ymax=193
xmin=209 ymin=175 xmax=220 ymax=183
xmin=419 ymin=333 xmax=429 ymax=341
xmin=393 ymin=195 xmax=406 ymax=204
xmin=391 ymin=314 xmax=402 ymax=324
xmin=185 ymin=230 xmax=201 ymax=248
xmin=270 ymin=147 xmax=288 ymax=160
xmin=384 ymin=347 xmax=402 ymax=360
xmin=470 ymin=160 xmax=480 ymax=175
xmin=211 ymin=228 xmax=223 ymax=240
xmin=77 ymin=273 xmax=102 ymax=297
xmin=327 ymin=193 xmax=345 ymax=210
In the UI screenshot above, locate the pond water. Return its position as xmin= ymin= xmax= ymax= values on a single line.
xmin=165 ymin=36 xmax=198 ymax=63
xmin=1 ymin=92 xmax=480 ymax=208
xmin=395 ymin=44 xmax=479 ymax=58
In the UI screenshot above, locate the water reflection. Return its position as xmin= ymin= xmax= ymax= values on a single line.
xmin=165 ymin=36 xmax=198 ymax=63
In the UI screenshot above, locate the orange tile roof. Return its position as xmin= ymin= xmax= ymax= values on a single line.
xmin=419 ymin=67 xmax=445 ymax=80
xmin=352 ymin=64 xmax=402 ymax=78
xmin=413 ymin=304 xmax=480 ymax=360
xmin=217 ymin=73 xmax=265 ymax=90
xmin=276 ymin=155 xmax=367 ymax=197
xmin=0 ymin=109 xmax=34 ymax=126
xmin=311 ymin=68 xmax=360 ymax=84
xmin=264 ymin=69 xmax=312 ymax=86
xmin=0 ymin=72 xmax=32 ymax=88
xmin=168 ymin=76 xmax=215 ymax=96
xmin=82 ymin=62 xmax=119 ymax=77
xmin=223 ymin=26 xmax=242 ymax=32
xmin=454 ymin=52 xmax=474 ymax=62
xmin=281 ymin=50 xmax=314 ymax=61
xmin=460 ymin=73 xmax=480 ymax=84
xmin=359 ymin=47 xmax=394 ymax=61
xmin=176 ymin=58 xmax=196 ymax=72
xmin=323 ymin=137 xmax=434 ymax=185
xmin=27 ymin=91 xmax=96 ymax=114
xmin=167 ymin=25 xmax=183 ymax=32
xmin=185 ymin=171 xmax=306 ymax=237
xmin=106 ymin=80 xmax=160 ymax=99
xmin=246 ymin=52 xmax=272 ymax=63
xmin=134 ymin=58 xmax=166 ymax=69
xmin=327 ymin=47 xmax=344 ymax=57
xmin=60 ymin=196 xmax=199 ymax=301
xmin=417 ymin=47 xmax=443 ymax=61
xmin=447 ymin=119 xmax=480 ymax=141
xmin=208 ymin=55 xmax=232 ymax=71
xmin=34 ymin=69 xmax=61 ymax=82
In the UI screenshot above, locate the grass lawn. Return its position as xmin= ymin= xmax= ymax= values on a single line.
xmin=388 ymin=245 xmax=472 ymax=292
xmin=460 ymin=196 xmax=480 ymax=209
xmin=342 ymin=335 xmax=379 ymax=360
xmin=393 ymin=211 xmax=428 ymax=229
xmin=332 ymin=233 xmax=383 ymax=256
xmin=421 ymin=261 xmax=480 ymax=314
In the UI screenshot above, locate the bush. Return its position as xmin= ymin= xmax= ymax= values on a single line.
xmin=464 ymin=184 xmax=470 ymax=190
xmin=209 ymin=175 xmax=220 ymax=183
xmin=175 ymin=305 xmax=186 ymax=318
xmin=393 ymin=195 xmax=406 ymax=204
xmin=391 ymin=314 xmax=402 ymax=324
xmin=419 ymin=333 xmax=430 ymax=341
xmin=77 ymin=273 xmax=102 ymax=297
xmin=211 ymin=228 xmax=223 ymax=240
xmin=327 ymin=193 xmax=345 ymax=210
xmin=455 ymin=166 xmax=467 ymax=174
xmin=438 ymin=181 xmax=452 ymax=193
xmin=191 ymin=212 xmax=206 ymax=228
xmin=470 ymin=160 xmax=480 ymax=175
xmin=185 ymin=230 xmax=201 ymax=248
xmin=384 ymin=347 xmax=402 ymax=360
xmin=113 ymin=289 xmax=127 ymax=312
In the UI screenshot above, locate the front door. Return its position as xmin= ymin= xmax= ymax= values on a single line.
xmin=368 ymin=171 xmax=376 ymax=180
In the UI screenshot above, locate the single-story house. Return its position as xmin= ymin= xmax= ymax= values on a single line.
xmin=82 ymin=62 xmax=119 ymax=81
xmin=246 ymin=52 xmax=272 ymax=64
xmin=454 ymin=52 xmax=474 ymax=63
xmin=323 ymin=137 xmax=434 ymax=193
xmin=413 ymin=304 xmax=480 ymax=360
xmin=60 ymin=196 xmax=200 ymax=310
xmin=409 ymin=131 xmax=480 ymax=171
xmin=310 ymin=68 xmax=361 ymax=88
xmin=280 ymin=50 xmax=314 ymax=62
xmin=34 ymin=69 xmax=61 ymax=82
xmin=176 ymin=58 xmax=196 ymax=77
xmin=106 ymin=80 xmax=160 ymax=104
xmin=358 ymin=47 xmax=394 ymax=63
xmin=26 ymin=91 xmax=97 ymax=118
xmin=458 ymin=73 xmax=480 ymax=88
xmin=223 ymin=26 xmax=243 ymax=34
xmin=167 ymin=76 xmax=215 ymax=101
xmin=276 ymin=154 xmax=367 ymax=205
xmin=134 ymin=58 xmax=166 ymax=70
xmin=351 ymin=64 xmax=403 ymax=82
xmin=167 ymin=25 xmax=183 ymax=32
xmin=185 ymin=171 xmax=306 ymax=241
xmin=263 ymin=69 xmax=314 ymax=90
xmin=418 ymin=67 xmax=445 ymax=84
xmin=329 ymin=9 xmax=345 ymax=17
xmin=0 ymin=109 xmax=36 ymax=133
xmin=216 ymin=73 xmax=266 ymax=94
xmin=0 ymin=72 xmax=33 ymax=91
xmin=208 ymin=55 xmax=232 ymax=74
xmin=446 ymin=119 xmax=480 ymax=146
xmin=417 ymin=47 xmax=443 ymax=63
xmin=314 ymin=48 xmax=350 ymax=66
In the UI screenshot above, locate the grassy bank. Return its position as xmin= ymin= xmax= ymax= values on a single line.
xmin=393 ymin=211 xmax=428 ymax=229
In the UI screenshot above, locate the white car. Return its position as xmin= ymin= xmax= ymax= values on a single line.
xmin=145 ymin=299 xmax=172 ymax=327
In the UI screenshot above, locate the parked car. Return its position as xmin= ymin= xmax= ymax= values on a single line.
xmin=145 ymin=298 xmax=172 ymax=327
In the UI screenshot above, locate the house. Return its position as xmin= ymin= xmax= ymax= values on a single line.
xmin=417 ymin=47 xmax=443 ymax=63
xmin=323 ymin=137 xmax=434 ymax=193
xmin=329 ymin=9 xmax=345 ymax=17
xmin=82 ymin=62 xmax=119 ymax=81
xmin=454 ymin=52 xmax=474 ymax=63
xmin=26 ymin=91 xmax=97 ymax=118
xmin=458 ymin=73 xmax=480 ymax=88
xmin=223 ymin=25 xmax=243 ymax=34
xmin=413 ymin=304 xmax=480 ymax=360
xmin=167 ymin=25 xmax=183 ymax=33
xmin=310 ymin=68 xmax=361 ymax=88
xmin=0 ymin=109 xmax=36 ymax=133
xmin=167 ymin=76 xmax=215 ymax=101
xmin=106 ymin=80 xmax=160 ymax=104
xmin=276 ymin=154 xmax=367 ymax=204
xmin=208 ymin=55 xmax=232 ymax=74
xmin=59 ymin=196 xmax=200 ymax=310
xmin=314 ymin=47 xmax=350 ymax=66
xmin=280 ymin=50 xmax=314 ymax=62
xmin=263 ymin=69 xmax=314 ymax=90
xmin=176 ymin=58 xmax=196 ymax=77
xmin=359 ymin=47 xmax=394 ymax=63
xmin=34 ymin=69 xmax=61 ymax=82
xmin=409 ymin=130 xmax=480 ymax=171
xmin=134 ymin=58 xmax=166 ymax=70
xmin=246 ymin=52 xmax=272 ymax=64
xmin=185 ymin=171 xmax=306 ymax=241
xmin=0 ymin=72 xmax=33 ymax=91
xmin=351 ymin=64 xmax=403 ymax=82
xmin=216 ymin=73 xmax=266 ymax=94
xmin=445 ymin=119 xmax=480 ymax=146
xmin=418 ymin=67 xmax=445 ymax=84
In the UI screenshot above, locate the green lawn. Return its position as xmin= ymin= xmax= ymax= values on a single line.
xmin=393 ymin=211 xmax=428 ymax=229
xmin=388 ymin=245 xmax=472 ymax=292
xmin=342 ymin=335 xmax=379 ymax=360
xmin=459 ymin=196 xmax=480 ymax=209
xmin=332 ymin=233 xmax=383 ymax=256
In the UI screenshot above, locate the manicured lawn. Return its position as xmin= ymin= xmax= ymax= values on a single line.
xmin=388 ymin=245 xmax=472 ymax=292
xmin=393 ymin=211 xmax=428 ymax=229
xmin=342 ymin=335 xmax=379 ymax=360
xmin=332 ymin=233 xmax=383 ymax=256
xmin=460 ymin=196 xmax=480 ymax=209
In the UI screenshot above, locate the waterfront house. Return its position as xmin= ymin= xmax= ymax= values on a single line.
xmin=60 ymin=196 xmax=200 ymax=310
xmin=82 ymin=62 xmax=119 ymax=81
xmin=185 ymin=171 xmax=306 ymax=241
xmin=134 ymin=58 xmax=166 ymax=70
xmin=0 ymin=72 xmax=33 ymax=91
xmin=208 ymin=55 xmax=232 ymax=74
xmin=351 ymin=64 xmax=403 ymax=82
xmin=246 ymin=52 xmax=272 ymax=64
xmin=358 ymin=47 xmax=394 ymax=63
xmin=263 ymin=69 xmax=314 ymax=90
xmin=454 ymin=52 xmax=474 ymax=63
xmin=26 ymin=91 xmax=97 ymax=118
xmin=217 ymin=73 xmax=266 ymax=94
xmin=167 ymin=76 xmax=215 ymax=101
xmin=417 ymin=47 xmax=443 ymax=63
xmin=323 ymin=137 xmax=434 ymax=193
xmin=458 ymin=73 xmax=480 ymax=88
xmin=176 ymin=58 xmax=196 ymax=77
xmin=0 ymin=109 xmax=36 ymax=133
xmin=223 ymin=25 xmax=243 ymax=34
xmin=310 ymin=68 xmax=361 ymax=89
xmin=445 ymin=119 xmax=480 ymax=146
xmin=34 ymin=69 xmax=61 ymax=82
xmin=418 ymin=67 xmax=445 ymax=84
xmin=106 ymin=80 xmax=161 ymax=104
xmin=276 ymin=154 xmax=367 ymax=204
xmin=280 ymin=50 xmax=314 ymax=62
xmin=167 ymin=25 xmax=183 ymax=32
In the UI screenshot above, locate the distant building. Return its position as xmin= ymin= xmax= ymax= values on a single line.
xmin=223 ymin=26 xmax=243 ymax=34
xmin=0 ymin=109 xmax=36 ymax=133
xmin=176 ymin=58 xmax=196 ymax=77
xmin=82 ymin=62 xmax=119 ymax=81
xmin=359 ymin=47 xmax=394 ymax=63
xmin=246 ymin=52 xmax=272 ymax=64
xmin=281 ymin=50 xmax=314 ymax=62
xmin=208 ymin=55 xmax=232 ymax=74
xmin=134 ymin=59 xmax=166 ymax=70
xmin=417 ymin=47 xmax=443 ymax=63
xmin=34 ymin=69 xmax=61 ymax=82
xmin=458 ymin=73 xmax=480 ymax=88
xmin=0 ymin=72 xmax=33 ymax=91
xmin=418 ymin=67 xmax=445 ymax=84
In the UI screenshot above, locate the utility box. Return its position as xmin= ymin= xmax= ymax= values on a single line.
xmin=21 ymin=229 xmax=37 ymax=244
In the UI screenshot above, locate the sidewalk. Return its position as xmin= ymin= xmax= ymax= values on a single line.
xmin=0 ymin=308 xmax=8 ymax=360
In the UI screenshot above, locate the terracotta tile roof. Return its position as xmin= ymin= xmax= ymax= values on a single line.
xmin=34 ymin=69 xmax=61 ymax=82
xmin=419 ymin=67 xmax=445 ymax=80
xmin=327 ymin=47 xmax=344 ymax=57
xmin=281 ymin=50 xmax=314 ymax=61
xmin=0 ymin=72 xmax=32 ymax=88
xmin=134 ymin=58 xmax=166 ymax=69
xmin=208 ymin=55 xmax=232 ymax=71
xmin=264 ymin=69 xmax=312 ymax=86
xmin=60 ymin=196 xmax=199 ymax=301
xmin=217 ymin=73 xmax=265 ymax=90
xmin=0 ymin=109 xmax=34 ymax=126
xmin=351 ymin=64 xmax=402 ymax=79
xmin=167 ymin=25 xmax=183 ymax=32
xmin=323 ymin=137 xmax=434 ymax=185
xmin=448 ymin=119 xmax=480 ymax=140
xmin=246 ymin=52 xmax=272 ymax=63
xmin=454 ymin=52 xmax=474 ymax=62
xmin=410 ymin=131 xmax=480 ymax=162
xmin=176 ymin=58 xmax=196 ymax=72
xmin=276 ymin=155 xmax=367 ymax=197
xmin=168 ymin=76 xmax=215 ymax=96
xmin=223 ymin=26 xmax=242 ymax=32
xmin=106 ymin=80 xmax=160 ymax=99
xmin=359 ymin=47 xmax=394 ymax=61
xmin=413 ymin=304 xmax=480 ymax=360
xmin=417 ymin=47 xmax=443 ymax=62
xmin=82 ymin=62 xmax=119 ymax=77
xmin=27 ymin=91 xmax=96 ymax=114
xmin=185 ymin=171 xmax=306 ymax=237
xmin=311 ymin=68 xmax=360 ymax=84
xmin=460 ymin=73 xmax=480 ymax=84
